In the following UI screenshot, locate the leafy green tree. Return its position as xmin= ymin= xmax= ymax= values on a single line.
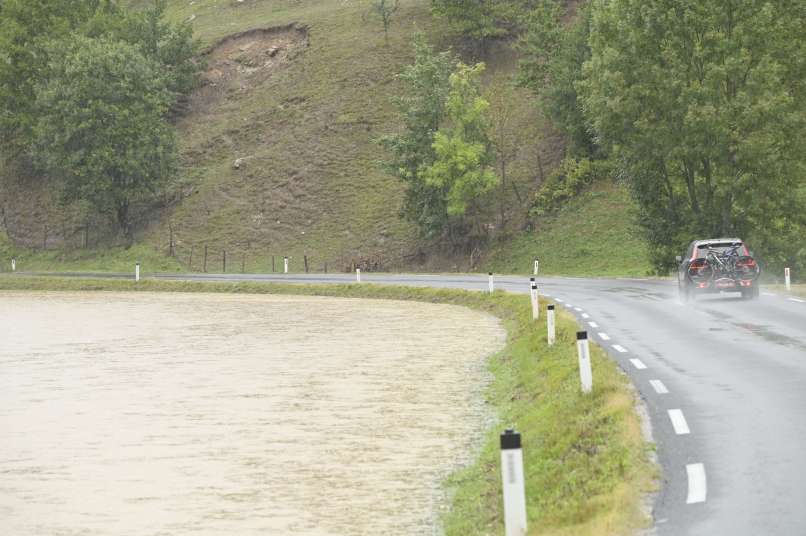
xmin=580 ymin=0 xmax=806 ymax=270
xmin=380 ymin=34 xmax=455 ymax=238
xmin=0 ymin=0 xmax=112 ymax=152
xmin=32 ymin=36 xmax=176 ymax=240
xmin=518 ymin=0 xmax=595 ymax=156
xmin=91 ymin=0 xmax=200 ymax=98
xmin=421 ymin=63 xmax=497 ymax=220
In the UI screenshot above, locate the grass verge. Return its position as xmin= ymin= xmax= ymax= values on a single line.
xmin=0 ymin=275 xmax=655 ymax=535
xmin=766 ymin=283 xmax=806 ymax=299
xmin=484 ymin=181 xmax=653 ymax=278
xmin=0 ymin=231 xmax=183 ymax=274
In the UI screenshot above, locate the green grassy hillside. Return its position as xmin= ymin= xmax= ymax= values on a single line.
xmin=483 ymin=180 xmax=653 ymax=277
xmin=0 ymin=0 xmax=653 ymax=277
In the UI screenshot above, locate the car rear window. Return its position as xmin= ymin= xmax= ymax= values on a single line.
xmin=695 ymin=242 xmax=747 ymax=258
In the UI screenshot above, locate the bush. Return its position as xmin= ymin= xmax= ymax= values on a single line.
xmin=530 ymin=157 xmax=613 ymax=216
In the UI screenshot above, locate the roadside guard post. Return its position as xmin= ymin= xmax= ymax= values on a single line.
xmin=356 ymin=268 xmax=361 ymax=283
xmin=489 ymin=272 xmax=494 ymax=294
xmin=576 ymin=331 xmax=593 ymax=393
xmin=284 ymin=256 xmax=289 ymax=274
xmin=500 ymin=429 xmax=527 ymax=536
xmin=533 ymin=258 xmax=539 ymax=276
xmin=529 ymin=278 xmax=539 ymax=320
xmin=785 ymin=267 xmax=791 ymax=291
xmin=547 ymin=305 xmax=556 ymax=346
xmin=11 ymin=257 xmax=16 ymax=272
xmin=135 ymin=261 xmax=140 ymax=282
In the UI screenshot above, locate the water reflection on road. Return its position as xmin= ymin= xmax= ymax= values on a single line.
xmin=0 ymin=292 xmax=504 ymax=535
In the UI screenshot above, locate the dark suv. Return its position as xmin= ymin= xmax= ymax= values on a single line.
xmin=677 ymin=238 xmax=761 ymax=301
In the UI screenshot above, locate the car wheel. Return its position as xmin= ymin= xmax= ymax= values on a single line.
xmin=741 ymin=286 xmax=759 ymax=300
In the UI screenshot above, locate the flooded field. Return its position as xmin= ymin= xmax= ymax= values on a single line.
xmin=0 ymin=292 xmax=504 ymax=535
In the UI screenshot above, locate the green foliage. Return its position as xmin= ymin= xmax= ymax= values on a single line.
xmin=94 ymin=0 xmax=200 ymax=98
xmin=32 ymin=36 xmax=177 ymax=239
xmin=518 ymin=0 xmax=595 ymax=156
xmin=380 ymin=34 xmax=455 ymax=238
xmin=0 ymin=0 xmax=110 ymax=151
xmin=0 ymin=0 xmax=201 ymax=238
xmin=421 ymin=63 xmax=498 ymax=217
xmin=382 ymin=38 xmax=498 ymax=240
xmin=531 ymin=157 xmax=613 ymax=216
xmin=580 ymin=0 xmax=806 ymax=272
xmin=430 ymin=0 xmax=530 ymax=47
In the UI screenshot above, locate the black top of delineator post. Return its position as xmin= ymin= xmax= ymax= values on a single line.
xmin=548 ymin=304 xmax=555 ymax=310
xmin=577 ymin=331 xmax=588 ymax=340
xmin=489 ymin=272 xmax=493 ymax=276
xmin=500 ymin=428 xmax=521 ymax=450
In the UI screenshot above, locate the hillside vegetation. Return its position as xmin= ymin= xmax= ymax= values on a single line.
xmin=0 ymin=0 xmax=563 ymax=273
xmin=2 ymin=0 xmax=801 ymax=279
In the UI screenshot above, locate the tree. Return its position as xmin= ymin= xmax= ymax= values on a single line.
xmin=518 ymin=0 xmax=595 ymax=156
xmin=380 ymin=34 xmax=455 ymax=238
xmin=366 ymin=0 xmax=399 ymax=44
xmin=431 ymin=0 xmax=529 ymax=52
xmin=580 ymin=0 xmax=806 ymax=270
xmin=0 ymin=0 xmax=112 ymax=153
xmin=421 ymin=63 xmax=498 ymax=224
xmin=32 ymin=36 xmax=177 ymax=240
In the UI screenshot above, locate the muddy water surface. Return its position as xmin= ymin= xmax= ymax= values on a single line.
xmin=0 ymin=292 xmax=504 ymax=535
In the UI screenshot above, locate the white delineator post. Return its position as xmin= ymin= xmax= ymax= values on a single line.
xmin=283 ymin=256 xmax=289 ymax=274
xmin=547 ymin=305 xmax=556 ymax=346
xmin=785 ymin=267 xmax=791 ymax=291
xmin=529 ymin=278 xmax=539 ymax=320
xmin=11 ymin=257 xmax=16 ymax=272
xmin=356 ymin=268 xmax=361 ymax=283
xmin=533 ymin=258 xmax=539 ymax=276
xmin=135 ymin=262 xmax=140 ymax=282
xmin=500 ymin=429 xmax=527 ymax=536
xmin=576 ymin=331 xmax=593 ymax=394
xmin=488 ymin=272 xmax=494 ymax=294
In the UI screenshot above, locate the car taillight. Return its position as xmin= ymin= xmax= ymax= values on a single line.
xmin=689 ymin=259 xmax=706 ymax=271
xmin=736 ymin=258 xmax=756 ymax=268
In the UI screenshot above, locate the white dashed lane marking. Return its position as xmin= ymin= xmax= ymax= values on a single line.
xmin=789 ymin=298 xmax=805 ymax=303
xmin=668 ymin=409 xmax=691 ymax=435
xmin=598 ymin=332 xmax=611 ymax=341
xmin=762 ymin=292 xmax=776 ymax=297
xmin=588 ymin=321 xmax=599 ymax=328
xmin=649 ymin=379 xmax=669 ymax=394
xmin=630 ymin=358 xmax=647 ymax=370
xmin=581 ymin=313 xmax=590 ymax=319
xmin=574 ymin=307 xmax=583 ymax=312
xmin=686 ymin=463 xmax=707 ymax=504
xmin=612 ymin=344 xmax=628 ymax=353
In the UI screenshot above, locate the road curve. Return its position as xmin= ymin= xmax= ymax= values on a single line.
xmin=16 ymin=271 xmax=806 ymax=535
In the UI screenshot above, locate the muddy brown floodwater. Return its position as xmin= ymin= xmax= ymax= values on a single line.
xmin=0 ymin=292 xmax=504 ymax=535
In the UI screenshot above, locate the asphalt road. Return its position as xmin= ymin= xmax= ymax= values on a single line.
xmin=17 ymin=271 xmax=806 ymax=535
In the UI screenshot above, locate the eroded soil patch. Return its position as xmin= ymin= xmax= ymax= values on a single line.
xmin=190 ymin=24 xmax=308 ymax=114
